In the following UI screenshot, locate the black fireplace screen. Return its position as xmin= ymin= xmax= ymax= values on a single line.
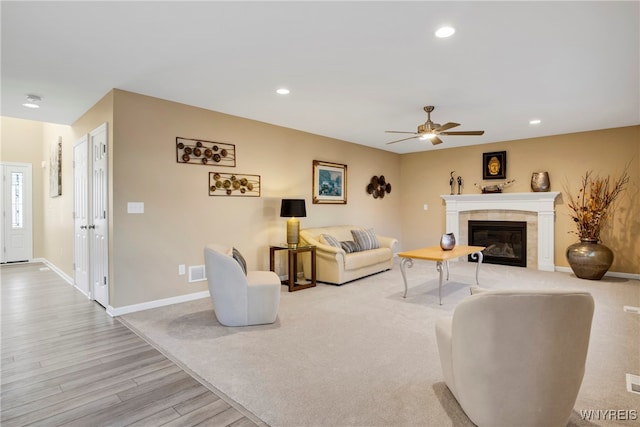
xmin=468 ymin=220 xmax=527 ymax=267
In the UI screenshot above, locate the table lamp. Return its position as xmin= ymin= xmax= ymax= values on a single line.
xmin=280 ymin=199 xmax=306 ymax=249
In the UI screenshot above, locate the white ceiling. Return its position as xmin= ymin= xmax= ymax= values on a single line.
xmin=2 ymin=1 xmax=638 ymax=154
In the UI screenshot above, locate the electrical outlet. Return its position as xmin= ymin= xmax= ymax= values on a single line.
xmin=178 ymin=264 xmax=185 ymax=275
xmin=423 ymin=204 xmax=429 ymax=210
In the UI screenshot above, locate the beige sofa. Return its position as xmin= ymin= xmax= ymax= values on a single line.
xmin=299 ymin=225 xmax=398 ymax=285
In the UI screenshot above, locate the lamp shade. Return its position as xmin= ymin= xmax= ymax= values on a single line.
xmin=280 ymin=199 xmax=306 ymax=218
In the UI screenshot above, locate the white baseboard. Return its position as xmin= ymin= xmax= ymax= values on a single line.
xmin=34 ymin=258 xmax=74 ymax=285
xmin=555 ymin=266 xmax=640 ymax=281
xmin=35 ymin=258 xmax=635 ymax=318
xmin=33 ymin=258 xmax=210 ymax=318
xmin=106 ymin=290 xmax=211 ymax=317
xmin=34 ymin=258 xmax=91 ymax=297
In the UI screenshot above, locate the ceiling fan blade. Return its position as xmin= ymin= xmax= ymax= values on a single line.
xmin=433 ymin=122 xmax=460 ymax=132
xmin=439 ymin=130 xmax=485 ymax=136
xmin=430 ymin=136 xmax=444 ymax=145
xmin=386 ymin=135 xmax=420 ymax=145
xmin=385 ymin=130 xmax=418 ymax=135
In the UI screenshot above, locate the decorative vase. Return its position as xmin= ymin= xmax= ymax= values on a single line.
xmin=566 ymin=239 xmax=614 ymax=280
xmin=440 ymin=233 xmax=456 ymax=251
xmin=531 ymin=171 xmax=550 ymax=192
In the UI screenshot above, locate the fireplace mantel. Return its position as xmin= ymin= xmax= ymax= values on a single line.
xmin=441 ymin=192 xmax=560 ymax=271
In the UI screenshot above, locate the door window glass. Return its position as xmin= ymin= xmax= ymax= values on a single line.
xmin=11 ymin=172 xmax=23 ymax=228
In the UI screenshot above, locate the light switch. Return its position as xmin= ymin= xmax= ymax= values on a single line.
xmin=127 ymin=202 xmax=144 ymax=214
xmin=423 ymin=204 xmax=429 ymax=210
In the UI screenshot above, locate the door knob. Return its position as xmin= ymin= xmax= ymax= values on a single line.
xmin=80 ymin=225 xmax=87 ymax=229
xmin=88 ymin=225 xmax=96 ymax=229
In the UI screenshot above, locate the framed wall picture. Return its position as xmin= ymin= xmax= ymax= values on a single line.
xmin=50 ymin=137 xmax=62 ymax=197
xmin=482 ymin=151 xmax=506 ymax=180
xmin=312 ymin=160 xmax=347 ymax=204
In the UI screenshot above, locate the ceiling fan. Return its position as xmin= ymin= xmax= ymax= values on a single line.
xmin=385 ymin=106 xmax=484 ymax=145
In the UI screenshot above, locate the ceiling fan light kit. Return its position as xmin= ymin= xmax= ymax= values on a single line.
xmin=385 ymin=105 xmax=484 ymax=146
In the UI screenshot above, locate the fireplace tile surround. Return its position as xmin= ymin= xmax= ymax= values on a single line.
xmin=441 ymin=192 xmax=560 ymax=271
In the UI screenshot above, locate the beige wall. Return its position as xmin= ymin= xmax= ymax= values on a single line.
xmin=109 ymin=90 xmax=402 ymax=307
xmin=3 ymin=90 xmax=638 ymax=309
xmin=399 ymin=126 xmax=640 ymax=272
xmin=41 ymin=124 xmax=75 ymax=270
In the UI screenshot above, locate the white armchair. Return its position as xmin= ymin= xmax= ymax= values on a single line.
xmin=435 ymin=288 xmax=594 ymax=427
xmin=204 ymin=244 xmax=281 ymax=327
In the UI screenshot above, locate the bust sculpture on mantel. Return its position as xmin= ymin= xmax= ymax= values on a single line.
xmin=441 ymin=192 xmax=560 ymax=272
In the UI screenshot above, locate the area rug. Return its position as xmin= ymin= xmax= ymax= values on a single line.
xmin=120 ymin=261 xmax=640 ymax=427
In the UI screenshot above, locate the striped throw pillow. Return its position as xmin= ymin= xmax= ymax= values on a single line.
xmin=232 ymin=247 xmax=247 ymax=275
xmin=320 ymin=234 xmax=341 ymax=248
xmin=351 ymin=228 xmax=380 ymax=251
xmin=340 ymin=241 xmax=360 ymax=253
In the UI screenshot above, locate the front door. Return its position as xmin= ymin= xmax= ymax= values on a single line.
xmin=0 ymin=163 xmax=33 ymax=263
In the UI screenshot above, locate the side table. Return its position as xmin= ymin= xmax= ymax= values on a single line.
xmin=269 ymin=245 xmax=316 ymax=292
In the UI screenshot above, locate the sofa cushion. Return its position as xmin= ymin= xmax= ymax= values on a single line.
xmin=340 ymin=240 xmax=359 ymax=253
xmin=351 ymin=228 xmax=380 ymax=251
xmin=320 ymin=234 xmax=341 ymax=248
xmin=344 ymin=247 xmax=392 ymax=270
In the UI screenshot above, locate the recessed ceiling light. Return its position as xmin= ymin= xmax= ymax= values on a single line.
xmin=22 ymin=94 xmax=42 ymax=109
xmin=435 ymin=26 xmax=455 ymax=38
xmin=529 ymin=119 xmax=542 ymax=125
xmin=276 ymin=88 xmax=290 ymax=95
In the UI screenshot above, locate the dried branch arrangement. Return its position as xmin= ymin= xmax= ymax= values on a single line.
xmin=566 ymin=168 xmax=629 ymax=241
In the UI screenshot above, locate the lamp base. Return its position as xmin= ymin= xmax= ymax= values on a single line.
xmin=286 ymin=218 xmax=300 ymax=249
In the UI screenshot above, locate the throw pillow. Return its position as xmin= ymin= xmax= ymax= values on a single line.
xmin=232 ymin=247 xmax=247 ymax=275
xmin=340 ymin=240 xmax=359 ymax=253
xmin=320 ymin=234 xmax=341 ymax=248
xmin=351 ymin=228 xmax=380 ymax=251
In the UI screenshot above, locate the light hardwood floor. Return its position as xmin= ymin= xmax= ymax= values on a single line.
xmin=1 ymin=262 xmax=262 ymax=427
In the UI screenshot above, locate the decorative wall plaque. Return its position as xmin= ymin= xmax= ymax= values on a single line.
xmin=366 ymin=175 xmax=391 ymax=199
xmin=209 ymin=172 xmax=260 ymax=197
xmin=176 ymin=137 xmax=235 ymax=167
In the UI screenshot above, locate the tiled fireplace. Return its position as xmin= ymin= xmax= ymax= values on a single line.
xmin=441 ymin=192 xmax=560 ymax=271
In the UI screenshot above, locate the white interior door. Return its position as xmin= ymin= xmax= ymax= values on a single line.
xmin=73 ymin=136 xmax=90 ymax=296
xmin=1 ymin=163 xmax=33 ymax=263
xmin=90 ymin=123 xmax=109 ymax=308
xmin=72 ymin=123 xmax=109 ymax=308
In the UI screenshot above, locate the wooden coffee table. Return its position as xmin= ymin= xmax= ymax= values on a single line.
xmin=397 ymin=245 xmax=485 ymax=304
